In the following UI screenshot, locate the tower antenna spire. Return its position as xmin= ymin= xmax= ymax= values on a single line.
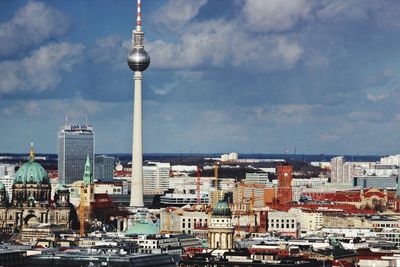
xmin=136 ymin=0 xmax=142 ymax=31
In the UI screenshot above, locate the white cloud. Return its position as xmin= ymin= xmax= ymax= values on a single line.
xmin=1 ymin=98 xmax=109 ymax=120
xmin=0 ymin=1 xmax=70 ymax=57
xmin=89 ymin=36 xmax=130 ymax=69
xmin=316 ymin=0 xmax=382 ymax=23
xmin=0 ymin=42 xmax=84 ymax=94
xmin=241 ymin=0 xmax=314 ymax=32
xmin=274 ymin=104 xmax=317 ymax=115
xmin=152 ymin=80 xmax=178 ymax=95
xmin=152 ymin=0 xmax=207 ymax=28
xmin=366 ymin=93 xmax=387 ymax=102
xmin=318 ymin=124 xmax=355 ymax=142
xmin=147 ymin=20 xmax=303 ymax=71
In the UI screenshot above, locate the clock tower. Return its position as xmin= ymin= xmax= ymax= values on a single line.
xmin=276 ymin=164 xmax=293 ymax=204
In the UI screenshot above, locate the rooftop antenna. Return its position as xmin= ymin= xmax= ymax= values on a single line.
xmin=284 ymin=149 xmax=288 ymax=163
xmin=293 ymin=147 xmax=297 ymax=162
xmin=136 ymin=0 xmax=142 ymax=31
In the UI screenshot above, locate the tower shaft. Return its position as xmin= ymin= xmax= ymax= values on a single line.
xmin=128 ymin=0 xmax=149 ymax=208
xmin=130 ymin=72 xmax=144 ymax=207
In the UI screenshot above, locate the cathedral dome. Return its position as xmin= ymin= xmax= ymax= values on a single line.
xmin=13 ymin=144 xmax=50 ymax=186
xmin=212 ymin=200 xmax=232 ymax=216
xmin=14 ymin=161 xmax=50 ymax=185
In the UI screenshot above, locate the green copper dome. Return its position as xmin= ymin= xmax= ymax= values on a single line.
xmin=13 ymin=144 xmax=50 ymax=186
xmin=212 ymin=200 xmax=232 ymax=216
xmin=126 ymin=221 xmax=160 ymax=236
xmin=14 ymin=161 xmax=50 ymax=185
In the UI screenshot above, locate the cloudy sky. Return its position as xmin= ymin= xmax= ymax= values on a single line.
xmin=0 ymin=0 xmax=400 ymax=155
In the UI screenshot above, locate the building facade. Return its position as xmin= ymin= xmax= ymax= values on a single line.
xmin=143 ymin=162 xmax=170 ymax=195
xmin=0 ymin=145 xmax=75 ymax=233
xmin=208 ymin=200 xmax=234 ymax=250
xmin=58 ymin=123 xmax=95 ymax=184
xmin=331 ymin=156 xmax=345 ymax=183
xmin=267 ymin=211 xmax=298 ymax=237
xmin=277 ymin=164 xmax=293 ymax=204
xmin=0 ymin=164 xmax=15 ymax=200
xmin=94 ymin=155 xmax=114 ymax=182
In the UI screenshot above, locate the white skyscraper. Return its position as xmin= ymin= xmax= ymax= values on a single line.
xmin=127 ymin=0 xmax=150 ymax=207
xmin=143 ymin=162 xmax=170 ymax=195
xmin=58 ymin=123 xmax=95 ymax=185
xmin=0 ymin=164 xmax=15 ymax=200
xmin=331 ymin=156 xmax=345 ymax=183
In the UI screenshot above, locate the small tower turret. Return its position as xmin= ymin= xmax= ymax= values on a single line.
xmin=83 ymin=155 xmax=93 ymax=185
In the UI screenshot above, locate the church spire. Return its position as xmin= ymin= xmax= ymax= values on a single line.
xmin=29 ymin=143 xmax=35 ymax=162
xmin=83 ymin=155 xmax=92 ymax=185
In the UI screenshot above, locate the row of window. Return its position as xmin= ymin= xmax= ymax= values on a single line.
xmin=270 ymin=219 xmax=295 ymax=223
xmin=268 ymin=223 xmax=296 ymax=229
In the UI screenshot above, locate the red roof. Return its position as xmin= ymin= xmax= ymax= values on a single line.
xmin=93 ymin=194 xmax=114 ymax=208
xmin=270 ymin=203 xmax=376 ymax=214
xmin=303 ymin=191 xmax=362 ymax=202
xmin=114 ymin=170 xmax=131 ymax=177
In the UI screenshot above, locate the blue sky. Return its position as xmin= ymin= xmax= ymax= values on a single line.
xmin=1 ymin=0 xmax=400 ymax=155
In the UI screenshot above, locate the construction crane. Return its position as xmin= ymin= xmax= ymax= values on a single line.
xmin=165 ymin=208 xmax=171 ymax=234
xmin=249 ymin=185 xmax=255 ymax=232
xmin=196 ymin=165 xmax=201 ymax=205
xmin=213 ymin=161 xmax=219 ymax=207
xmin=79 ymin=184 xmax=85 ymax=237
xmin=240 ymin=183 xmax=245 ymax=208
xmin=250 ymin=185 xmax=255 ymax=216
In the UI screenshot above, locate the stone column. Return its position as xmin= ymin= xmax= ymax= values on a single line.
xmin=221 ymin=233 xmax=226 ymax=249
xmin=123 ymin=218 xmax=128 ymax=231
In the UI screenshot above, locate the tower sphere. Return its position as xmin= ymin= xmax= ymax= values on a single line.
xmin=127 ymin=48 xmax=150 ymax=72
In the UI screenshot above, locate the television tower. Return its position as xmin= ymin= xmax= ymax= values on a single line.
xmin=127 ymin=0 xmax=150 ymax=207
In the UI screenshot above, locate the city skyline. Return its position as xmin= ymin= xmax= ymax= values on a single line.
xmin=1 ymin=0 xmax=400 ymax=155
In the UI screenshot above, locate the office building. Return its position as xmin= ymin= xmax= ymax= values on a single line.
xmin=0 ymin=164 xmax=15 ymax=200
xmin=354 ymin=175 xmax=398 ymax=189
xmin=58 ymin=123 xmax=95 ymax=184
xmin=244 ymin=172 xmax=270 ymax=185
xmin=94 ymin=155 xmax=115 ymax=182
xmin=143 ymin=162 xmax=170 ymax=195
xmin=331 ymin=156 xmax=345 ymax=183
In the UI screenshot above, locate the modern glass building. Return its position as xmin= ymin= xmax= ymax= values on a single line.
xmin=58 ymin=123 xmax=95 ymax=184
xmin=95 ymin=155 xmax=115 ymax=182
xmin=353 ymin=175 xmax=398 ymax=189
